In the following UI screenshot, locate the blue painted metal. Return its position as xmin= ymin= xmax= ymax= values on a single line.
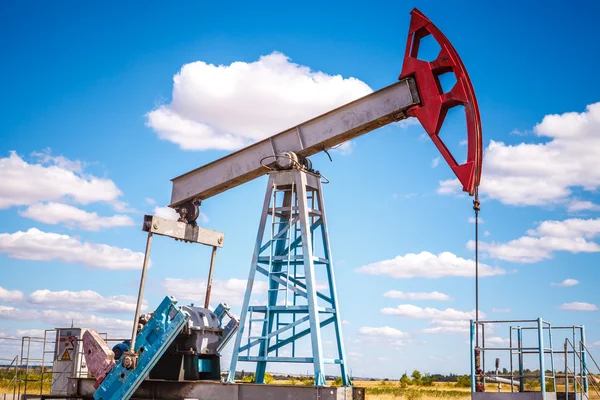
xmin=198 ymin=358 xmax=212 ymax=372
xmin=94 ymin=296 xmax=188 ymax=400
xmin=518 ymin=327 xmax=524 ymax=392
xmin=548 ymin=324 xmax=556 ymax=392
xmin=537 ymin=318 xmax=546 ymax=399
xmin=227 ymin=171 xmax=348 ymax=387
xmin=470 ymin=320 xmax=475 ymax=393
xmin=580 ymin=326 xmax=588 ymax=392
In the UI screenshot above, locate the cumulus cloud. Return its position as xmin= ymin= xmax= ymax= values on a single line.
xmin=381 ymin=304 xmax=477 ymax=320
xmin=0 ymin=228 xmax=144 ymax=270
xmin=162 ymin=278 xmax=267 ymax=306
xmin=0 ymin=306 xmax=132 ymax=336
xmin=358 ymin=326 xmax=409 ymax=339
xmin=146 ymin=52 xmax=373 ymax=151
xmin=485 ymin=337 xmax=510 ymax=346
xmin=431 ymin=157 xmax=440 ymax=168
xmin=421 ymin=318 xmax=476 ymax=335
xmin=153 ymin=206 xmax=208 ymax=224
xmin=0 ymin=151 xmax=124 ymax=210
xmin=19 ymin=202 xmax=135 ymax=231
xmin=15 ymin=329 xmax=46 ymax=337
xmin=26 ymin=290 xmax=145 ymax=314
xmin=356 ymin=251 xmax=505 ymax=278
xmin=383 ymin=290 xmax=451 ymax=301
xmin=551 ymin=279 xmax=579 ymax=287
xmin=0 ymin=287 xmax=24 ymax=302
xmin=471 ymin=218 xmax=600 ymax=263
xmin=558 ymin=302 xmax=598 ymax=311
xmin=438 ymin=102 xmax=600 ymax=207
xmin=568 ymin=199 xmax=600 ymax=213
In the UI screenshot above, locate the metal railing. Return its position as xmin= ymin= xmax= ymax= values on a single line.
xmin=564 ymin=338 xmax=600 ymax=400
xmin=470 ymin=318 xmax=590 ymax=399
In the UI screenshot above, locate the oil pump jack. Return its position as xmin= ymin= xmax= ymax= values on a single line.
xmin=81 ymin=8 xmax=482 ymax=400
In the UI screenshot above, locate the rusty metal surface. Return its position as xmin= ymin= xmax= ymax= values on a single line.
xmin=68 ymin=378 xmax=365 ymax=400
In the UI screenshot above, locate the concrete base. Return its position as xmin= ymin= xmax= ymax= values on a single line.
xmin=67 ymin=378 xmax=366 ymax=400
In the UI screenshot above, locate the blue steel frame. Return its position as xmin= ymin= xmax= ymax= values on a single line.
xmin=94 ymin=296 xmax=189 ymax=400
xmin=227 ymin=170 xmax=350 ymax=386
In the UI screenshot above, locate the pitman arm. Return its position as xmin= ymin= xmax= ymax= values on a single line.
xmin=169 ymin=8 xmax=482 ymax=216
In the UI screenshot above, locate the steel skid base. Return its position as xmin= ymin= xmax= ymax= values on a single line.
xmin=67 ymin=378 xmax=366 ymax=400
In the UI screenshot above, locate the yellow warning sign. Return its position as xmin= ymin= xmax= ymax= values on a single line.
xmin=60 ymin=349 xmax=71 ymax=361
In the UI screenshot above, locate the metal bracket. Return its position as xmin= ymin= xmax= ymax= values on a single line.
xmin=142 ymin=215 xmax=224 ymax=247
xmin=399 ymin=8 xmax=483 ymax=195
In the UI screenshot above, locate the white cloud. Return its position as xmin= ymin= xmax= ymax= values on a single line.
xmin=485 ymin=336 xmax=510 ymax=346
xmin=0 ymin=287 xmax=24 ymax=302
xmin=484 ymin=231 xmax=491 ymax=237
xmin=0 ymin=228 xmax=144 ymax=270
xmin=421 ymin=319 xmax=471 ymax=335
xmin=381 ymin=304 xmax=476 ymax=320
xmin=153 ymin=206 xmax=209 ymax=224
xmin=153 ymin=206 xmax=180 ymax=220
xmin=431 ymin=157 xmax=440 ymax=168
xmin=0 ymin=306 xmax=132 ymax=336
xmin=383 ymin=290 xmax=451 ymax=301
xmin=358 ymin=326 xmax=409 ymax=339
xmin=19 ymin=202 xmax=135 ymax=231
xmin=0 ymin=151 xmax=123 ymax=210
xmin=15 ymin=329 xmax=46 ymax=337
xmin=146 ymin=52 xmax=373 ymax=151
xmin=342 ymin=320 xmax=350 ymax=325
xmin=551 ymin=279 xmax=579 ymax=287
xmin=568 ymin=199 xmax=600 ymax=213
xmin=0 ymin=306 xmax=34 ymax=321
xmin=558 ymin=302 xmax=598 ymax=311
xmin=472 ymin=218 xmax=600 ymax=263
xmin=26 ymin=290 xmax=145 ymax=314
xmin=468 ymin=217 xmax=484 ymax=224
xmin=356 ymin=251 xmax=505 ymax=279
xmin=438 ymin=102 xmax=600 ymax=207
xmin=162 ymin=278 xmax=267 ymax=306
xmin=528 ymin=218 xmax=600 ymax=239
xmin=330 ymin=141 xmax=354 ymax=156
xmin=437 ymin=179 xmax=462 ymax=195
xmin=145 ymin=198 xmax=156 ymax=205
xmin=492 ymin=308 xmax=511 ymax=313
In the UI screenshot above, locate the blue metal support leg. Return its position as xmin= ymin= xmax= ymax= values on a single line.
xmin=227 ymin=170 xmax=348 ymax=387
xmin=537 ymin=318 xmax=546 ymax=399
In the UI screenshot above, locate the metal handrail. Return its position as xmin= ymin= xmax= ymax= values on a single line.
xmin=565 ymin=339 xmax=600 ymax=399
xmin=580 ymin=342 xmax=600 ymax=373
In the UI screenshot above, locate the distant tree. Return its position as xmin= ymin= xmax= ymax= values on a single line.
xmin=422 ymin=374 xmax=435 ymax=386
xmin=456 ymin=375 xmax=471 ymax=388
xmin=400 ymin=373 xmax=412 ymax=387
xmin=411 ymin=370 xmax=423 ymax=386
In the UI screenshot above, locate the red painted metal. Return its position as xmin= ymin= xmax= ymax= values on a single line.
xmin=399 ymin=8 xmax=482 ymax=195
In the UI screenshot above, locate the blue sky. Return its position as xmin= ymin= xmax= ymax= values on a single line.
xmin=1 ymin=0 xmax=599 ymax=379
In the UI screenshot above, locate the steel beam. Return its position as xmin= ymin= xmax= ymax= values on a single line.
xmin=142 ymin=215 xmax=224 ymax=247
xmin=170 ymin=78 xmax=419 ymax=206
